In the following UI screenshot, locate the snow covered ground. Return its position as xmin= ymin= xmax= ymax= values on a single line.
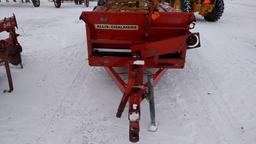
xmin=0 ymin=0 xmax=256 ymax=143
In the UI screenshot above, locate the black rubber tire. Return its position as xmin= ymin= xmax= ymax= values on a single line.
xmin=78 ymin=0 xmax=82 ymax=5
xmin=97 ymin=0 xmax=106 ymax=6
xmin=181 ymin=0 xmax=191 ymax=12
xmin=32 ymin=0 xmax=40 ymax=7
xmin=84 ymin=0 xmax=89 ymax=7
xmin=54 ymin=0 xmax=61 ymax=8
xmin=204 ymin=0 xmax=224 ymax=22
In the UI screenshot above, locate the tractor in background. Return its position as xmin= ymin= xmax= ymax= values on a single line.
xmin=96 ymin=0 xmax=224 ymax=22
xmin=171 ymin=0 xmax=224 ymax=21
xmin=53 ymin=0 xmax=89 ymax=8
xmin=0 ymin=0 xmax=40 ymax=7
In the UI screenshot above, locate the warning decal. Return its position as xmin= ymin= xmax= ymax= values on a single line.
xmin=95 ymin=24 xmax=139 ymax=30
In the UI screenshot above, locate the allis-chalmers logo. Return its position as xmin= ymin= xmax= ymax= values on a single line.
xmin=95 ymin=24 xmax=139 ymax=30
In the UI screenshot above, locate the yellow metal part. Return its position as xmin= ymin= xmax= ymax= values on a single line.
xmin=173 ymin=0 xmax=182 ymax=10
xmin=199 ymin=4 xmax=214 ymax=15
xmin=192 ymin=0 xmax=215 ymax=16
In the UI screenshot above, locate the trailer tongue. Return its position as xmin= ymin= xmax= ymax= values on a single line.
xmin=80 ymin=0 xmax=200 ymax=142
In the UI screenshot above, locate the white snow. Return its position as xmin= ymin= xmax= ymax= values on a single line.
xmin=148 ymin=122 xmax=158 ymax=132
xmin=0 ymin=0 xmax=256 ymax=144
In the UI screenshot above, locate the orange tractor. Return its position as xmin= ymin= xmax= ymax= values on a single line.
xmin=171 ymin=0 xmax=224 ymax=21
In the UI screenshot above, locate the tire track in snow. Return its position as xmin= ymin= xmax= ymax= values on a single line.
xmin=160 ymin=70 xmax=220 ymax=144
xmin=31 ymin=61 xmax=90 ymax=144
xmin=183 ymin=59 xmax=244 ymax=144
xmin=34 ymin=66 xmax=128 ymax=144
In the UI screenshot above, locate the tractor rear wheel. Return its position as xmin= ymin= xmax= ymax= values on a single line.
xmin=181 ymin=0 xmax=191 ymax=12
xmin=97 ymin=0 xmax=106 ymax=6
xmin=32 ymin=0 xmax=40 ymax=7
xmin=84 ymin=0 xmax=89 ymax=7
xmin=54 ymin=0 xmax=61 ymax=8
xmin=204 ymin=0 xmax=224 ymax=22
xmin=78 ymin=0 xmax=82 ymax=5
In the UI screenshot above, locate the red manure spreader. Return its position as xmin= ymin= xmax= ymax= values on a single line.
xmin=80 ymin=0 xmax=200 ymax=142
xmin=0 ymin=15 xmax=23 ymax=93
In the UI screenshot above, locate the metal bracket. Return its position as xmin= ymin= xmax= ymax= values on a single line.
xmin=147 ymin=73 xmax=158 ymax=132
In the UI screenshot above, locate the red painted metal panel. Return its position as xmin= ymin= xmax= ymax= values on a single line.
xmin=80 ymin=12 xmax=196 ymax=68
